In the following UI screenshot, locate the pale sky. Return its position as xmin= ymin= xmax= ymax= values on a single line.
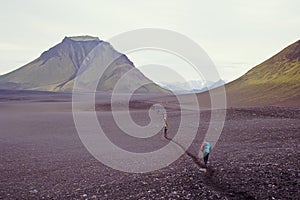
xmin=0 ymin=0 xmax=299 ymax=83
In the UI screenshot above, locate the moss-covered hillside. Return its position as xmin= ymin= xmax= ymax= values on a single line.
xmin=226 ymin=40 xmax=300 ymax=107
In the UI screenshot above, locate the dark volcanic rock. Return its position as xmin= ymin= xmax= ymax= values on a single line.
xmin=0 ymin=100 xmax=299 ymax=199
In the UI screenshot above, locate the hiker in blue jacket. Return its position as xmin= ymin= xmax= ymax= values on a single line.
xmin=200 ymin=141 xmax=211 ymax=167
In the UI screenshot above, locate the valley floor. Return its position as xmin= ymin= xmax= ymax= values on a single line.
xmin=0 ymin=94 xmax=299 ymax=199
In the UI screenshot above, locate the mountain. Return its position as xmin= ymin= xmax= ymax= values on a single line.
xmin=0 ymin=36 xmax=168 ymax=93
xmin=158 ymin=80 xmax=204 ymax=94
xmin=226 ymin=40 xmax=300 ymax=107
xmin=159 ymin=79 xmax=225 ymax=94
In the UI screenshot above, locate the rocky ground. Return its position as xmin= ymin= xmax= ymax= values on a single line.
xmin=209 ymin=107 xmax=300 ymax=199
xmin=0 ymin=95 xmax=299 ymax=199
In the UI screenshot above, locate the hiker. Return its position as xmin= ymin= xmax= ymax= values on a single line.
xmin=163 ymin=113 xmax=168 ymax=137
xmin=200 ymin=141 xmax=211 ymax=167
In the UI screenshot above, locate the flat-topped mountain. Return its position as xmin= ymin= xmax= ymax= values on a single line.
xmin=0 ymin=36 xmax=168 ymax=93
xmin=67 ymin=36 xmax=100 ymax=41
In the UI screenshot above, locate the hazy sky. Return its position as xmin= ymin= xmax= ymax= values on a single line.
xmin=0 ymin=0 xmax=299 ymax=83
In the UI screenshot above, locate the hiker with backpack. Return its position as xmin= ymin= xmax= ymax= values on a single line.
xmin=163 ymin=113 xmax=168 ymax=137
xmin=200 ymin=141 xmax=211 ymax=167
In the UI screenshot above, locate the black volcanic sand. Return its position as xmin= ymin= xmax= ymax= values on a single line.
xmin=0 ymin=94 xmax=299 ymax=199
